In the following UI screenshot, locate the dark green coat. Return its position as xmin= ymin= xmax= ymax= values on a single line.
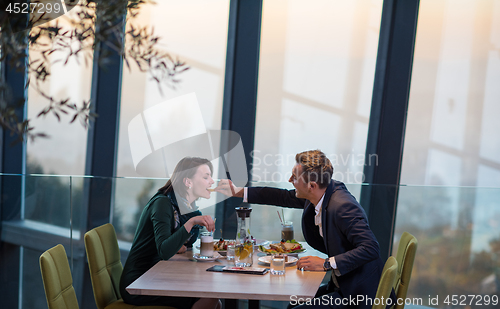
xmin=119 ymin=191 xmax=201 ymax=304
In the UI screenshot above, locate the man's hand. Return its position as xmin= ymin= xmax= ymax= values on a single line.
xmin=214 ymin=179 xmax=244 ymax=198
xmin=296 ymin=256 xmax=325 ymax=271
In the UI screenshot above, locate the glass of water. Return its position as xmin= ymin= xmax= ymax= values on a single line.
xmin=270 ymin=254 xmax=286 ymax=275
xmin=226 ymin=242 xmax=236 ymax=263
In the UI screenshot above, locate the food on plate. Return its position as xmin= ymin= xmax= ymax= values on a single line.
xmin=273 ymin=254 xmax=289 ymax=262
xmin=258 ymin=240 xmax=304 ymax=254
xmin=213 ymin=238 xmax=235 ymax=251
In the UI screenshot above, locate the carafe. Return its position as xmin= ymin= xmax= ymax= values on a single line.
xmin=235 ymin=207 xmax=253 ymax=267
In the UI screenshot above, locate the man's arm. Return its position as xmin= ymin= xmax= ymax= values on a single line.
xmin=214 ymin=180 xmax=306 ymax=209
xmin=247 ymin=187 xmax=305 ymax=209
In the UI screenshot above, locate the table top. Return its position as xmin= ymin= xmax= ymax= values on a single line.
xmin=126 ymin=242 xmax=327 ymax=301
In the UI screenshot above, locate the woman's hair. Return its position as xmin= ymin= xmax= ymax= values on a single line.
xmin=158 ymin=157 xmax=213 ymax=196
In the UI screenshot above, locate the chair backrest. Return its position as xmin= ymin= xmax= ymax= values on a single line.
xmin=373 ymin=256 xmax=398 ymax=309
xmin=40 ymin=244 xmax=80 ymax=309
xmin=394 ymin=232 xmax=418 ymax=309
xmin=84 ymin=223 xmax=123 ymax=309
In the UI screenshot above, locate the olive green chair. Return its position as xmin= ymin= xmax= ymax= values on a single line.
xmin=373 ymin=256 xmax=398 ymax=309
xmin=393 ymin=232 xmax=418 ymax=309
xmin=40 ymin=244 xmax=80 ymax=309
xmin=84 ymin=223 xmax=174 ymax=309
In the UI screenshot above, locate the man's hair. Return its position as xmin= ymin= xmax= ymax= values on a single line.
xmin=295 ymin=150 xmax=333 ymax=189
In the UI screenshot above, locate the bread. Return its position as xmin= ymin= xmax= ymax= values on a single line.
xmin=283 ymin=242 xmax=296 ymax=251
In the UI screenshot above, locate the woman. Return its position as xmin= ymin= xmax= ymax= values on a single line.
xmin=120 ymin=157 xmax=220 ymax=309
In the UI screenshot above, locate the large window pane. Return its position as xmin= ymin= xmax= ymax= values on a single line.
xmin=397 ymin=0 xmax=500 ymax=306
xmin=114 ymin=0 xmax=229 ymax=241
xmin=401 ymin=0 xmax=500 ymax=187
xmin=394 ymin=186 xmax=500 ymax=307
xmin=251 ymin=0 xmax=383 ymax=246
xmin=116 ymin=0 xmax=229 ymax=178
xmin=26 ymin=11 xmax=91 ymax=176
xmin=254 ymin=0 xmax=383 ymax=184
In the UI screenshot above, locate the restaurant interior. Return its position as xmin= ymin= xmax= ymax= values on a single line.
xmin=1 ymin=0 xmax=499 ymax=308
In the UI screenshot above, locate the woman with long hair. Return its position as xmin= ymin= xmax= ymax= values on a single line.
xmin=120 ymin=157 xmax=220 ymax=309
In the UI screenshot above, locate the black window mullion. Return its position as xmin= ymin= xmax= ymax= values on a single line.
xmin=216 ymin=0 xmax=263 ymax=244
xmin=360 ymin=0 xmax=421 ymax=260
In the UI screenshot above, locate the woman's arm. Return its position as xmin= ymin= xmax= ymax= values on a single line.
xmin=150 ymin=198 xmax=191 ymax=260
xmin=150 ymin=198 xmax=216 ymax=260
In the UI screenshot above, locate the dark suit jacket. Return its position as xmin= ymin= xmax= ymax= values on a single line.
xmin=248 ymin=180 xmax=386 ymax=308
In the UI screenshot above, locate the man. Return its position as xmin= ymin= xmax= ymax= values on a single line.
xmin=217 ymin=150 xmax=389 ymax=308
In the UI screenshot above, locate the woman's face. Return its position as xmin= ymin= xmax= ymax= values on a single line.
xmin=189 ymin=164 xmax=214 ymax=200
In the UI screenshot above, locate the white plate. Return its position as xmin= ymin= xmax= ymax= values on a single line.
xmin=254 ymin=239 xmax=270 ymax=247
xmin=193 ymin=252 xmax=223 ymax=261
xmin=258 ymin=255 xmax=298 ymax=266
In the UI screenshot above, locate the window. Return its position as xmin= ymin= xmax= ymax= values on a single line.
xmin=26 ymin=13 xmax=91 ymax=176
xmin=114 ymin=0 xmax=230 ymax=240
xmin=397 ymin=0 xmax=500 ymax=302
xmin=251 ymin=0 xmax=384 ymax=241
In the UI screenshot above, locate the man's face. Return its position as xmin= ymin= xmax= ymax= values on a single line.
xmin=289 ymin=163 xmax=309 ymax=199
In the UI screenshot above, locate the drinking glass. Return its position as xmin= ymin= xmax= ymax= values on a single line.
xmin=281 ymin=221 xmax=294 ymax=241
xmin=199 ymin=231 xmax=214 ymax=258
xmin=270 ymin=254 xmax=286 ymax=275
xmin=226 ymin=243 xmax=236 ymax=263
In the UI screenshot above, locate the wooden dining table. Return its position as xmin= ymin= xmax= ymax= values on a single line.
xmin=126 ymin=242 xmax=328 ymax=302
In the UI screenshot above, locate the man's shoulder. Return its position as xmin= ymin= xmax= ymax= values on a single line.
xmin=328 ymin=180 xmax=354 ymax=198
xmin=326 ymin=180 xmax=362 ymax=208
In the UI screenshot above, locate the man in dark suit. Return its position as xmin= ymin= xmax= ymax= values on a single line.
xmin=217 ymin=150 xmax=389 ymax=308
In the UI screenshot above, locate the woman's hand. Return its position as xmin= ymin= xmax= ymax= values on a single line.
xmin=214 ymin=179 xmax=244 ymax=198
xmin=184 ymin=215 xmax=215 ymax=233
xmin=176 ymin=245 xmax=187 ymax=254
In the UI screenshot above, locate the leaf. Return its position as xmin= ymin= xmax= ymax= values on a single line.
xmin=70 ymin=114 xmax=78 ymax=124
xmin=52 ymin=110 xmax=61 ymax=122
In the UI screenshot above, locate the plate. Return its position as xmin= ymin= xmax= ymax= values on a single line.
xmin=254 ymin=239 xmax=270 ymax=247
xmin=193 ymin=252 xmax=223 ymax=261
xmin=257 ymin=249 xmax=305 ymax=257
xmin=258 ymin=255 xmax=298 ymax=266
